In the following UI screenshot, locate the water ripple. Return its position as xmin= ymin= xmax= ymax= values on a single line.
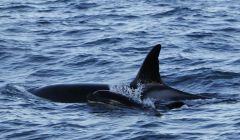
xmin=71 ymin=2 xmax=98 ymax=10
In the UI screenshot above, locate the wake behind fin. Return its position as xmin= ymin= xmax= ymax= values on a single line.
xmin=130 ymin=44 xmax=163 ymax=88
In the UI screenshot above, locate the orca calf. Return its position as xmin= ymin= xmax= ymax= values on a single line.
xmin=87 ymin=90 xmax=186 ymax=110
xmin=87 ymin=90 xmax=143 ymax=108
xmin=33 ymin=44 xmax=207 ymax=109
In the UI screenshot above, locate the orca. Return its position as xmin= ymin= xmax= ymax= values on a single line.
xmin=87 ymin=44 xmax=207 ymax=108
xmin=33 ymin=84 xmax=109 ymax=103
xmin=32 ymin=44 xmax=207 ymax=109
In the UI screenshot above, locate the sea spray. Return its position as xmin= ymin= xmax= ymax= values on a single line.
xmin=110 ymin=83 xmax=155 ymax=109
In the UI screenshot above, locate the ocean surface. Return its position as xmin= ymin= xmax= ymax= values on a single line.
xmin=0 ymin=0 xmax=240 ymax=139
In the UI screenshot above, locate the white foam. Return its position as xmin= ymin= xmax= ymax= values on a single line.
xmin=110 ymin=83 xmax=155 ymax=108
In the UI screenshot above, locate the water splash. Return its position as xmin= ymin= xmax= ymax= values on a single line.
xmin=110 ymin=83 xmax=155 ymax=108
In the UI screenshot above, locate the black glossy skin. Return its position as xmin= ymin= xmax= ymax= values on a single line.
xmin=141 ymin=84 xmax=208 ymax=101
xmin=33 ymin=84 xmax=109 ymax=103
xmin=130 ymin=44 xmax=162 ymax=88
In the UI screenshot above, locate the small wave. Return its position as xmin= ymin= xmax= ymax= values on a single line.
xmin=0 ymin=5 xmax=36 ymax=12
xmin=185 ymin=98 xmax=240 ymax=110
xmin=41 ymin=0 xmax=70 ymax=4
xmin=66 ymin=55 xmax=99 ymax=67
xmin=114 ymin=46 xmax=150 ymax=54
xmin=30 ymin=69 xmax=66 ymax=77
xmin=122 ymin=15 xmax=139 ymax=19
xmin=4 ymin=27 xmax=28 ymax=33
xmin=173 ymin=67 xmax=240 ymax=83
xmin=203 ymin=68 xmax=240 ymax=80
xmin=0 ymin=39 xmax=8 ymax=44
xmin=234 ymin=122 xmax=240 ymax=127
xmin=36 ymin=20 xmax=52 ymax=25
xmin=63 ymin=28 xmax=102 ymax=36
xmin=65 ymin=53 xmax=114 ymax=68
xmin=50 ymin=122 xmax=87 ymax=129
xmin=71 ymin=2 xmax=98 ymax=10
xmin=0 ymin=84 xmax=32 ymax=100
xmin=230 ymin=58 xmax=240 ymax=65
xmin=83 ymin=37 xmax=123 ymax=46
xmin=214 ymin=27 xmax=240 ymax=33
xmin=34 ymin=30 xmax=63 ymax=35
xmin=185 ymin=32 xmax=215 ymax=38
xmin=105 ymin=14 xmax=139 ymax=20
xmin=225 ymin=18 xmax=239 ymax=22
xmin=162 ymin=55 xmax=206 ymax=67
xmin=0 ymin=51 xmax=12 ymax=60
xmin=5 ymin=129 xmax=38 ymax=139
xmin=126 ymin=31 xmax=149 ymax=37
xmin=25 ymin=54 xmax=54 ymax=63
xmin=63 ymin=29 xmax=86 ymax=36
xmin=130 ymin=131 xmax=179 ymax=139
xmin=152 ymin=7 xmax=200 ymax=17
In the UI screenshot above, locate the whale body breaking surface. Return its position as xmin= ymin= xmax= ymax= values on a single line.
xmin=32 ymin=44 xmax=207 ymax=109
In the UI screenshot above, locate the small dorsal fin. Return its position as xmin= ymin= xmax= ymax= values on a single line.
xmin=130 ymin=44 xmax=162 ymax=88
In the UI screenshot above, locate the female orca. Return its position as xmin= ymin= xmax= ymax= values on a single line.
xmin=33 ymin=84 xmax=109 ymax=103
xmin=32 ymin=44 xmax=207 ymax=108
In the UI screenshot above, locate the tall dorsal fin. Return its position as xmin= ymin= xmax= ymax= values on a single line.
xmin=130 ymin=44 xmax=162 ymax=88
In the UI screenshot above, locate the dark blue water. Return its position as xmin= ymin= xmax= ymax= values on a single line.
xmin=1 ymin=0 xmax=240 ymax=139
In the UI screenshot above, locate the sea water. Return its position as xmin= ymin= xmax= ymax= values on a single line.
xmin=0 ymin=0 xmax=240 ymax=139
